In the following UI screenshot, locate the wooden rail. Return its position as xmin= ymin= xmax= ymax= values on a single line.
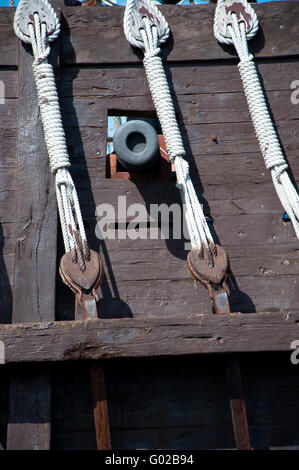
xmin=0 ymin=312 xmax=298 ymax=364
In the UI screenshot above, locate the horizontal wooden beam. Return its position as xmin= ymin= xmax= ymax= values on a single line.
xmin=0 ymin=312 xmax=298 ymax=364
xmin=60 ymin=3 xmax=299 ymax=65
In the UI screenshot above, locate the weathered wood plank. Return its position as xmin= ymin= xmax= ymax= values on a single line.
xmin=60 ymin=3 xmax=299 ymax=65
xmin=57 ymin=278 xmax=299 ymax=321
xmin=7 ymin=367 xmax=52 ymax=450
xmin=6 ymin=40 xmax=57 ymax=450
xmin=0 ymin=60 xmax=17 ymax=329
xmin=60 ymin=61 xmax=299 ymax=98
xmin=77 ymin=181 xmax=299 ymax=219
xmin=0 ymin=70 xmax=18 ymax=99
xmin=60 ymin=91 xmax=299 ymax=128
xmin=0 ymin=312 xmax=298 ymax=363
xmin=0 ymin=8 xmax=18 ymax=67
xmin=12 ymin=43 xmax=57 ymax=325
xmin=86 ymin=244 xmax=299 ymax=280
xmin=0 ymin=99 xmax=17 ymax=131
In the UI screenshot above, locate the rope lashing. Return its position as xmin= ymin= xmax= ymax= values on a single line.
xmin=124 ymin=0 xmax=215 ymax=252
xmin=214 ymin=0 xmax=299 ymax=239
xmin=14 ymin=0 xmax=90 ymax=272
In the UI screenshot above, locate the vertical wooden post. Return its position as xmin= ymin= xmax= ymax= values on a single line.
xmin=6 ymin=39 xmax=58 ymax=450
xmin=89 ymin=363 xmax=111 ymax=450
xmin=75 ymin=300 xmax=112 ymax=449
xmin=226 ymin=356 xmax=251 ymax=450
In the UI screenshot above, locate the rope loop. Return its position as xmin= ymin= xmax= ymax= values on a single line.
xmin=214 ymin=0 xmax=259 ymax=46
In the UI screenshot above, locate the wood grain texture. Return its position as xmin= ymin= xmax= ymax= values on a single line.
xmin=0 ymin=70 xmax=17 ymax=325
xmin=89 ymin=363 xmax=111 ymax=450
xmin=57 ymin=57 xmax=299 ymax=320
xmin=0 ymin=312 xmax=298 ymax=363
xmin=0 ymin=8 xmax=18 ymax=67
xmin=60 ymin=3 xmax=299 ymax=65
xmin=12 ymin=45 xmax=58 ymax=324
xmin=6 ymin=42 xmax=57 ymax=450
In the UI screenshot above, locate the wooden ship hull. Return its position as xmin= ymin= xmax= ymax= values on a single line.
xmin=0 ymin=1 xmax=299 ymax=450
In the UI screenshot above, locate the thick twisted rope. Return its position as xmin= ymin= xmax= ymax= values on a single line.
xmin=214 ymin=0 xmax=299 ymax=238
xmin=124 ymin=1 xmax=214 ymax=251
xmin=14 ymin=4 xmax=90 ymax=270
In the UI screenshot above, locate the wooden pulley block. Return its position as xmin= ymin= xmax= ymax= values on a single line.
xmin=125 ymin=0 xmax=170 ymax=49
xmin=187 ymin=244 xmax=228 ymax=288
xmin=215 ymin=0 xmax=258 ymax=43
xmin=59 ymin=249 xmax=104 ymax=301
xmin=14 ymin=0 xmax=59 ymax=44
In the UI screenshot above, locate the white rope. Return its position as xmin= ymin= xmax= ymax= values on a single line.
xmin=214 ymin=0 xmax=258 ymax=45
xmin=14 ymin=0 xmax=60 ymax=44
xmin=214 ymin=0 xmax=299 ymax=238
xmin=124 ymin=0 xmax=214 ymax=251
xmin=124 ymin=0 xmax=169 ymax=50
xmin=14 ymin=3 xmax=90 ymax=270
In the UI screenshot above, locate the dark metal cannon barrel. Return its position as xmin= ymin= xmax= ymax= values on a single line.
xmin=113 ymin=119 xmax=160 ymax=172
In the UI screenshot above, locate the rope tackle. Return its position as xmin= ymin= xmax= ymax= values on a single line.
xmin=14 ymin=0 xmax=103 ymax=305
xmin=214 ymin=0 xmax=299 ymax=239
xmin=124 ymin=0 xmax=231 ymax=311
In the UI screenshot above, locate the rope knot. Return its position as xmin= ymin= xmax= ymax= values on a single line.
xmin=33 ymin=47 xmax=50 ymax=65
xmin=144 ymin=46 xmax=161 ymax=59
xmin=271 ymin=164 xmax=288 ymax=184
xmin=239 ymin=54 xmax=254 ymax=64
xmin=55 ymin=168 xmax=73 ymax=189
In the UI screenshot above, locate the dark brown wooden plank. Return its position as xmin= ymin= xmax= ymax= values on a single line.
xmin=60 ymin=61 xmax=299 ymax=98
xmin=60 ymin=90 xmax=299 ymax=128
xmin=0 ymin=312 xmax=299 ymax=363
xmin=0 ymin=70 xmax=18 ymax=99
xmin=0 ymin=8 xmax=18 ymax=67
xmin=6 ymin=39 xmax=58 ymax=450
xmin=12 ymin=42 xmax=57 ymax=328
xmin=0 ymin=71 xmax=17 ymax=326
xmin=60 ymin=3 xmax=299 ymax=65
xmin=7 ymin=366 xmax=52 ymax=450
xmin=57 ymin=276 xmax=299 ymax=321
